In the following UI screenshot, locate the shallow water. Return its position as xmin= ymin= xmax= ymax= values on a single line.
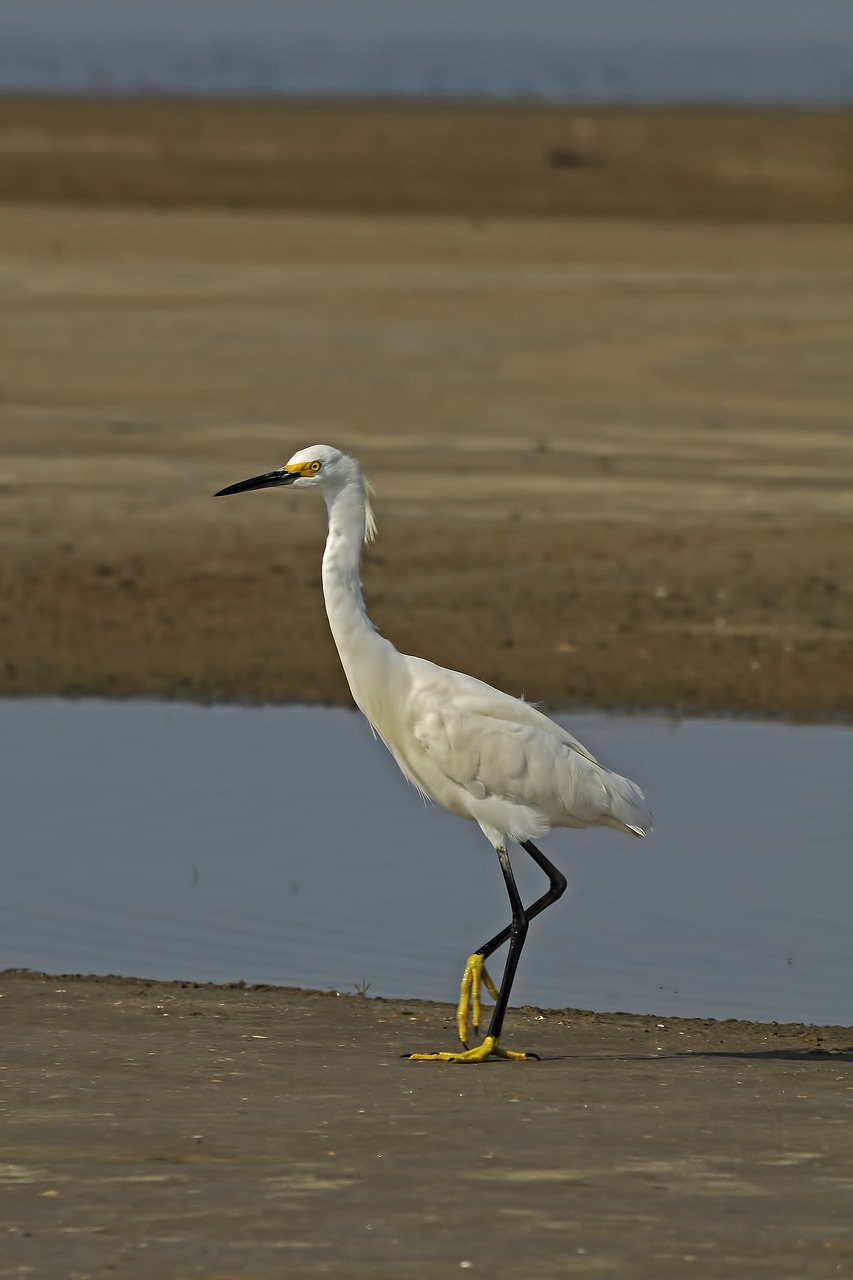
xmin=2 ymin=1 xmax=852 ymax=103
xmin=1 ymin=699 xmax=850 ymax=1025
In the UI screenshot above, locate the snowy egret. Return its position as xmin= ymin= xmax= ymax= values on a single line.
xmin=216 ymin=446 xmax=651 ymax=1063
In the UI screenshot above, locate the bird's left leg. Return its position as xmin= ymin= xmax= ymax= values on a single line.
xmin=409 ymin=846 xmax=532 ymax=1063
xmin=456 ymin=839 xmax=567 ymax=1047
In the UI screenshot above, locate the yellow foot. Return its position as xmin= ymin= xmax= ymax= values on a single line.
xmin=408 ymin=1036 xmax=535 ymax=1063
xmin=456 ymin=952 xmax=499 ymax=1045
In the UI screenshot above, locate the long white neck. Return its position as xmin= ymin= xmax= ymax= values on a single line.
xmin=321 ymin=472 xmax=403 ymax=726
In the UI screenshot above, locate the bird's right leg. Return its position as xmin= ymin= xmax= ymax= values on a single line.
xmin=456 ymin=839 xmax=568 ymax=1047
xmin=410 ymin=844 xmax=532 ymax=1062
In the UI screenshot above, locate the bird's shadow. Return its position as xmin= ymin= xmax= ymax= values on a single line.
xmin=535 ymin=1046 xmax=853 ymax=1064
xmin=672 ymin=1046 xmax=853 ymax=1063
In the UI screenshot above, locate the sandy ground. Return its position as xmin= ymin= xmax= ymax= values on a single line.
xmin=1 ymin=973 xmax=851 ymax=1279
xmin=0 ymin=100 xmax=851 ymax=1277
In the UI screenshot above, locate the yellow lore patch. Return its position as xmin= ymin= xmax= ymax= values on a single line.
xmin=286 ymin=460 xmax=322 ymax=476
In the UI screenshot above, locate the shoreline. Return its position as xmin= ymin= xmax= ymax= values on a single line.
xmin=5 ymin=969 xmax=852 ymax=1034
xmin=2 ymin=687 xmax=851 ymax=726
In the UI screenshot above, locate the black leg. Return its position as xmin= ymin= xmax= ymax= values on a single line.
xmin=475 ymin=840 xmax=568 ymax=965
xmin=407 ymin=839 xmax=567 ymax=1061
xmin=482 ymin=846 xmax=528 ymax=1045
xmin=481 ymin=840 xmax=568 ymax=1045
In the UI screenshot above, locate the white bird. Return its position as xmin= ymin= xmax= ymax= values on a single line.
xmin=216 ymin=445 xmax=651 ymax=1063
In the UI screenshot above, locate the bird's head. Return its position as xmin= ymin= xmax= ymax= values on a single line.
xmin=214 ymin=444 xmax=354 ymax=497
xmin=215 ymin=444 xmax=376 ymax=540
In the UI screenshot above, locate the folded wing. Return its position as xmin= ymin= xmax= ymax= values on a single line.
xmin=406 ymin=661 xmax=651 ymax=840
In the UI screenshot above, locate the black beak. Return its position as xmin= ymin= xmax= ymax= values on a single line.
xmin=214 ymin=468 xmax=299 ymax=497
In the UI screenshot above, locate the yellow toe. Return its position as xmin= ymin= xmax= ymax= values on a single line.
xmin=408 ymin=1036 xmax=532 ymax=1064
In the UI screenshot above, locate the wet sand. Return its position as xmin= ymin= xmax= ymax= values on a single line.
xmin=1 ymin=100 xmax=851 ymax=1276
xmin=2 ymin=972 xmax=852 ymax=1278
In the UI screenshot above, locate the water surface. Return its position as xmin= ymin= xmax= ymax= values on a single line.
xmin=1 ymin=0 xmax=852 ymax=103
xmin=1 ymin=699 xmax=850 ymax=1025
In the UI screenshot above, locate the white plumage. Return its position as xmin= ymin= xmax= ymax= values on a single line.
xmin=216 ymin=444 xmax=651 ymax=1062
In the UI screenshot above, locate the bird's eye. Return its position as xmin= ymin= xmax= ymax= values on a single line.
xmin=308 ymin=461 xmax=322 ymax=473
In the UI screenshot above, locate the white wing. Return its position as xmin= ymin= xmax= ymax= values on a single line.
xmin=396 ymin=657 xmax=651 ymax=843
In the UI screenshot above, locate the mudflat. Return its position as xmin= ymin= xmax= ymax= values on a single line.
xmin=0 ymin=100 xmax=851 ymax=1277
xmin=2 ymin=972 xmax=852 ymax=1278
xmin=0 ymin=113 xmax=852 ymax=714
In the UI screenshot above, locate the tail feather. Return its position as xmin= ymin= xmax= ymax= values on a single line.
xmin=604 ymin=771 xmax=653 ymax=837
